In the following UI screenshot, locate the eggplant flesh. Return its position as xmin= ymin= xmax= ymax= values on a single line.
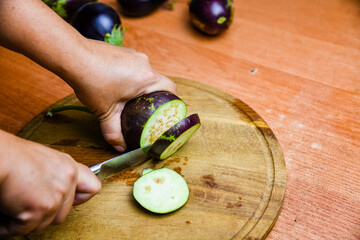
xmin=148 ymin=113 xmax=201 ymax=160
xmin=133 ymin=168 xmax=189 ymax=214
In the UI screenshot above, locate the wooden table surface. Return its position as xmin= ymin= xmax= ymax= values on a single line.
xmin=0 ymin=0 xmax=359 ymax=239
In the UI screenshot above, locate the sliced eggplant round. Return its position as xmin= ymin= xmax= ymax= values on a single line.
xmin=133 ymin=168 xmax=189 ymax=214
xmin=148 ymin=113 xmax=201 ymax=160
xmin=121 ymin=91 xmax=187 ymax=149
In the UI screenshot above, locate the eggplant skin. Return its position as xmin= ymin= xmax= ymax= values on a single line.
xmin=148 ymin=113 xmax=201 ymax=159
xmin=72 ymin=2 xmax=121 ymax=41
xmin=189 ymin=0 xmax=234 ymax=35
xmin=64 ymin=0 xmax=97 ymax=22
xmin=121 ymin=91 xmax=183 ymax=149
xmin=43 ymin=0 xmax=97 ymax=22
xmin=117 ymin=0 xmax=166 ymax=17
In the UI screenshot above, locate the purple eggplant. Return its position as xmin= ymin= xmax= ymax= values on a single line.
xmin=72 ymin=2 xmax=125 ymax=46
xmin=42 ymin=0 xmax=97 ymax=22
xmin=121 ymin=91 xmax=187 ymax=149
xmin=189 ymin=0 xmax=234 ymax=35
xmin=148 ymin=114 xmax=201 ymax=160
xmin=117 ymin=0 xmax=166 ymax=17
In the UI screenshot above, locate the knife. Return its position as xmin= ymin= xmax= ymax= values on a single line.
xmin=89 ymin=144 xmax=153 ymax=181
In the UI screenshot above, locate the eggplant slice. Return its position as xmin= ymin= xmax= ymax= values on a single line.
xmin=148 ymin=113 xmax=201 ymax=160
xmin=133 ymin=168 xmax=189 ymax=214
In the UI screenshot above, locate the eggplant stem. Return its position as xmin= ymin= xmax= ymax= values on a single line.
xmin=164 ymin=0 xmax=176 ymax=10
xmin=46 ymin=105 xmax=92 ymax=117
xmin=104 ymin=24 xmax=127 ymax=46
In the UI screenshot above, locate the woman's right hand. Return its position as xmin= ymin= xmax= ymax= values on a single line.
xmin=0 ymin=130 xmax=101 ymax=237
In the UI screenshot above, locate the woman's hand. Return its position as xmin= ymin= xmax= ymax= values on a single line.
xmin=65 ymin=40 xmax=177 ymax=152
xmin=0 ymin=130 xmax=101 ymax=237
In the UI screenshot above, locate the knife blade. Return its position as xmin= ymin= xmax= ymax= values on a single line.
xmin=89 ymin=144 xmax=153 ymax=181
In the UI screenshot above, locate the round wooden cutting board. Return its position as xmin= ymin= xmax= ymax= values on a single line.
xmin=17 ymin=77 xmax=286 ymax=240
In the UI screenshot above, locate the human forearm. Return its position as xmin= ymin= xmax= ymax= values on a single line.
xmin=0 ymin=0 xmax=86 ymax=87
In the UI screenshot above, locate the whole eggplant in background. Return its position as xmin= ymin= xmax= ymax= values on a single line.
xmin=42 ymin=0 xmax=97 ymax=22
xmin=189 ymin=0 xmax=234 ymax=35
xmin=72 ymin=2 xmax=126 ymax=46
xmin=117 ymin=0 xmax=166 ymax=17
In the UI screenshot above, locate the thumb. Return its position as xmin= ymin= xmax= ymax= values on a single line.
xmin=98 ymin=104 xmax=126 ymax=152
xmin=73 ymin=164 xmax=102 ymax=206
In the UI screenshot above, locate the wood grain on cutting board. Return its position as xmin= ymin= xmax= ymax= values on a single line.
xmin=17 ymin=78 xmax=286 ymax=240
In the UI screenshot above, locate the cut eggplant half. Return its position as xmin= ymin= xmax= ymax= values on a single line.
xmin=148 ymin=113 xmax=201 ymax=160
xmin=133 ymin=168 xmax=189 ymax=214
xmin=121 ymin=91 xmax=187 ymax=149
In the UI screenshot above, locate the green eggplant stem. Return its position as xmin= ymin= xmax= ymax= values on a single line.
xmin=46 ymin=105 xmax=92 ymax=117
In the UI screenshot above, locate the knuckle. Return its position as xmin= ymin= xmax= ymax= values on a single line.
xmin=136 ymin=51 xmax=149 ymax=60
xmin=104 ymin=133 xmax=121 ymax=145
xmin=140 ymin=68 xmax=157 ymax=82
xmin=93 ymin=179 xmax=102 ymax=194
xmin=52 ymin=217 xmax=65 ymax=225
xmin=32 ymin=224 xmax=48 ymax=233
xmin=63 ymin=153 xmax=72 ymax=159
xmin=17 ymin=211 xmax=34 ymax=224
xmin=10 ymin=212 xmax=39 ymax=235
xmin=52 ymin=218 xmax=63 ymax=225
xmin=52 ymin=212 xmax=67 ymax=225
xmin=52 ymin=206 xmax=73 ymax=225
xmin=62 ymin=161 xmax=77 ymax=182
xmin=39 ymin=198 xmax=58 ymax=214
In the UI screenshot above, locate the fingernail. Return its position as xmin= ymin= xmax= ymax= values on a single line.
xmin=114 ymin=145 xmax=125 ymax=152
